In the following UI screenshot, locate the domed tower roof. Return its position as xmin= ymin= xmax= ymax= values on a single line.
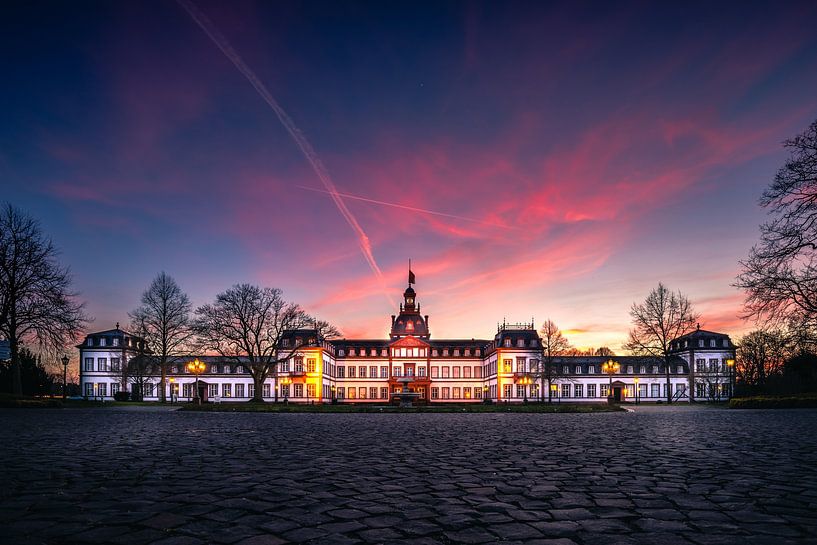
xmin=390 ymin=265 xmax=429 ymax=339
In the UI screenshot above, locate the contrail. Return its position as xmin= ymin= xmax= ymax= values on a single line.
xmin=297 ymin=185 xmax=517 ymax=230
xmin=176 ymin=0 xmax=392 ymax=303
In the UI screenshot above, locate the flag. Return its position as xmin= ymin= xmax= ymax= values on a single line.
xmin=408 ymin=268 xmax=415 ymax=285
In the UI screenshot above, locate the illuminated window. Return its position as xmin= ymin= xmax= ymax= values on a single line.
xmin=464 ymin=387 xmax=471 ymax=399
xmin=503 ymin=360 xmax=512 ymax=373
xmin=307 ymin=384 xmax=316 ymax=398
xmin=406 ymin=321 xmax=414 ymax=332
xmin=347 ymin=388 xmax=356 ymax=399
xmin=452 ymin=387 xmax=461 ymax=399
xmin=222 ymin=384 xmax=232 ymax=397
xmin=307 ymin=359 xmax=316 ymax=373
xmin=359 ymin=387 xmax=367 ymax=399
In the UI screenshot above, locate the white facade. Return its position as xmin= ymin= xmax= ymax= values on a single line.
xmin=78 ymin=288 xmax=735 ymax=403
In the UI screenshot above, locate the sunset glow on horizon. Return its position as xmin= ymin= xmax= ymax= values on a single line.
xmin=3 ymin=1 xmax=817 ymax=351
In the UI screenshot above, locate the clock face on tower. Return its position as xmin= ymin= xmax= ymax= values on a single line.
xmin=407 ymin=297 xmax=414 ymax=305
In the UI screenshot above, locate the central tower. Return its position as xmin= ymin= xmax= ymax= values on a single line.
xmin=390 ymin=265 xmax=430 ymax=340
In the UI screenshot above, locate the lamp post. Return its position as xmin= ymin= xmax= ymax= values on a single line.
xmin=634 ymin=377 xmax=640 ymax=405
xmin=280 ymin=376 xmax=291 ymax=403
xmin=331 ymin=384 xmax=337 ymax=404
xmin=186 ymin=358 xmax=206 ymax=404
xmin=168 ymin=377 xmax=176 ymax=405
xmin=61 ymin=355 xmax=70 ymax=400
xmin=602 ymin=359 xmax=620 ymax=404
xmin=726 ymin=358 xmax=735 ymax=399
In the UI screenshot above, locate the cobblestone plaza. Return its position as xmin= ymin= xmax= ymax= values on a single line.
xmin=1 ymin=406 xmax=816 ymax=545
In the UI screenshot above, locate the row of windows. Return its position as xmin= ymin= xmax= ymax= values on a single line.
xmin=335 ymin=347 xmax=486 ymax=358
xmin=496 ymin=383 xmax=687 ymax=399
xmin=84 ymin=357 xmax=121 ymax=372
xmin=430 ymin=386 xmax=484 ymax=400
xmin=673 ymin=338 xmax=730 ymax=351
xmin=84 ymin=382 xmax=120 ymax=396
xmin=695 ymin=359 xmax=730 ymax=373
xmin=86 ymin=336 xmax=145 ymax=349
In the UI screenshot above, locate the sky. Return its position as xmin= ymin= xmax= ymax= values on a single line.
xmin=2 ymin=0 xmax=817 ymax=352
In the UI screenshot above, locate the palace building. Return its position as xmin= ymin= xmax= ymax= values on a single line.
xmin=78 ymin=277 xmax=736 ymax=404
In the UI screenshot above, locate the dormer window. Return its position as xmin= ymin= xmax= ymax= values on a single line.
xmin=211 ymin=365 xmax=218 ymax=373
xmin=443 ymin=349 xmax=449 ymax=357
xmin=699 ymin=339 xmax=704 ymax=347
xmin=575 ymin=365 xmax=581 ymax=374
xmin=677 ymin=365 xmax=684 ymax=374
xmin=640 ymin=366 xmax=646 ymax=374
xmin=453 ymin=349 xmax=460 ymax=356
xmin=112 ymin=338 xmax=119 ymax=347
xmin=406 ymin=321 xmax=414 ymax=332
xmin=504 ymin=339 xmax=511 ymax=347
xmin=224 ymin=365 xmax=231 ymax=374
xmin=517 ymin=339 xmax=524 ymax=347
xmin=710 ymin=339 xmax=716 ymax=347
xmin=530 ymin=340 xmax=538 ymax=347
xmin=588 ymin=365 xmax=595 ymax=374
xmin=295 ymin=337 xmax=302 ymax=347
xmin=282 ymin=338 xmax=290 ymax=347
xmin=627 ymin=365 xmax=633 ymax=374
xmin=100 ymin=338 xmax=106 ymax=347
xmin=338 ymin=349 xmax=345 ymax=357
xmin=87 ymin=337 xmax=94 ymax=346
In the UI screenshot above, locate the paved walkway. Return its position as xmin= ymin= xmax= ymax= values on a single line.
xmin=1 ymin=407 xmax=816 ymax=544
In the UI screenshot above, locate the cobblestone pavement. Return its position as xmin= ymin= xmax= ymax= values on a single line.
xmin=2 ymin=407 xmax=817 ymax=545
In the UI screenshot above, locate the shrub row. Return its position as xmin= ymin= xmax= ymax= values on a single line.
xmin=729 ymin=394 xmax=817 ymax=409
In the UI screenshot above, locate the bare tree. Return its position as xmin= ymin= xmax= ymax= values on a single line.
xmin=736 ymin=119 xmax=817 ymax=330
xmin=625 ymin=283 xmax=699 ymax=403
xmin=194 ymin=284 xmax=332 ymax=403
xmin=533 ymin=319 xmax=571 ymax=403
xmin=0 ymin=204 xmax=89 ymax=396
xmin=121 ymin=353 xmax=157 ymax=401
xmin=594 ymin=347 xmax=616 ymax=357
xmin=736 ymin=329 xmax=790 ymax=387
xmin=129 ymin=272 xmax=194 ymax=402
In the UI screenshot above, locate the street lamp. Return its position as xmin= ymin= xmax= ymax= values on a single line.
xmin=331 ymin=384 xmax=337 ymax=404
xmin=168 ymin=377 xmax=176 ymax=405
xmin=634 ymin=377 xmax=640 ymax=405
xmin=602 ymin=359 xmax=620 ymax=403
xmin=61 ymin=355 xmax=70 ymax=400
xmin=186 ymin=358 xmax=206 ymax=404
xmin=280 ymin=376 xmax=291 ymax=403
xmin=726 ymin=358 xmax=735 ymax=399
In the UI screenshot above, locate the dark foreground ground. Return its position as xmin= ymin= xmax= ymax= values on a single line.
xmin=1 ymin=406 xmax=816 ymax=545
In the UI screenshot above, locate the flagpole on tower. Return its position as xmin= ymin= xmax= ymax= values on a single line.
xmin=408 ymin=259 xmax=415 ymax=286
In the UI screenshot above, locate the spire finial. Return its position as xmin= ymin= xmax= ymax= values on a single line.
xmin=115 ymin=322 xmax=120 ymax=330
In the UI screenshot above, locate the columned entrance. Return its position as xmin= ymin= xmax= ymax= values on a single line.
xmin=611 ymin=380 xmax=626 ymax=402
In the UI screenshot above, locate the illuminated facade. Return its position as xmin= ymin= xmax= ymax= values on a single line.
xmin=78 ymin=282 xmax=735 ymax=403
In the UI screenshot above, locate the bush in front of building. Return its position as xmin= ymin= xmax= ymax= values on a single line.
xmin=729 ymin=393 xmax=817 ymax=409
xmin=113 ymin=391 xmax=130 ymax=402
